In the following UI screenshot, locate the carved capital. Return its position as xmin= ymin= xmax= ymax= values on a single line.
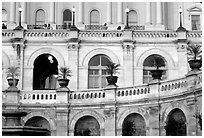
xmin=67 ymin=44 xmax=80 ymax=50
xmin=104 ymin=108 xmax=116 ymax=119
xmin=176 ymin=44 xmax=187 ymax=52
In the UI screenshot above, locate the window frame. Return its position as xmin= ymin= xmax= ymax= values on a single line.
xmin=88 ymin=54 xmax=111 ymax=89
xmin=187 ymin=6 xmax=202 ymax=30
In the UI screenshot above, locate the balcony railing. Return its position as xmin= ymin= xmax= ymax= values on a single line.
xmin=2 ymin=71 xmax=202 ymax=105
xmin=85 ymin=25 xmax=108 ymax=30
xmin=132 ymin=31 xmax=177 ymax=38
xmin=27 ymin=25 xmax=51 ymax=30
xmin=129 ymin=25 xmax=145 ymax=30
xmin=19 ymin=90 xmax=57 ymax=104
xmin=56 ymin=25 xmax=71 ymax=30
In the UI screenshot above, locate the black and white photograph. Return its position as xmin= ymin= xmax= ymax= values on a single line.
xmin=1 ymin=1 xmax=202 ymax=136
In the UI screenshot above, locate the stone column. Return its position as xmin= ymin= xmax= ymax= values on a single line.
xmin=146 ymin=2 xmax=151 ymax=24
xmin=78 ymin=2 xmax=83 ymax=24
xmin=9 ymin=2 xmax=16 ymax=24
xmin=117 ymin=2 xmax=123 ymax=24
xmin=156 ymin=2 xmax=162 ymax=25
xmin=107 ymin=2 xmax=112 ymax=24
xmin=49 ymin=2 xmax=55 ymax=24
xmin=21 ymin=2 xmax=26 ymax=24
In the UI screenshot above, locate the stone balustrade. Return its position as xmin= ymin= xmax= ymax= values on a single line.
xmin=2 ymin=30 xmax=15 ymax=37
xmin=3 ymin=30 xmax=202 ymax=42
xmin=69 ymin=89 xmax=106 ymax=104
xmin=19 ymin=90 xmax=57 ymax=104
xmin=116 ymin=85 xmax=150 ymax=101
xmin=132 ymin=31 xmax=177 ymax=38
xmin=186 ymin=31 xmax=202 ymax=38
xmin=2 ymin=71 xmax=201 ymax=105
xmin=79 ymin=30 xmax=123 ymax=38
xmin=160 ymin=77 xmax=187 ymax=97
xmin=24 ymin=30 xmax=70 ymax=38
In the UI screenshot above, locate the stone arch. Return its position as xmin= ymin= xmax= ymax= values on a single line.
xmin=136 ymin=48 xmax=175 ymax=69
xmin=27 ymin=48 xmax=65 ymax=67
xmin=70 ymin=110 xmax=105 ymax=136
xmin=2 ymin=51 xmax=10 ymax=68
xmin=163 ymin=103 xmax=188 ymax=125
xmin=81 ymin=48 xmax=120 ymax=67
xmin=117 ymin=107 xmax=149 ymax=135
xmin=164 ymin=108 xmax=187 ymax=136
xmin=22 ymin=111 xmax=56 ymax=132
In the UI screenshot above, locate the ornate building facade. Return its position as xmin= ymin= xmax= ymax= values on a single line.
xmin=2 ymin=2 xmax=202 ymax=136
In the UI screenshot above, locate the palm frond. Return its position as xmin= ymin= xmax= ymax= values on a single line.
xmin=6 ymin=66 xmax=20 ymax=78
xmin=58 ymin=66 xmax=72 ymax=79
xmin=187 ymin=44 xmax=202 ymax=60
xmin=106 ymin=62 xmax=120 ymax=76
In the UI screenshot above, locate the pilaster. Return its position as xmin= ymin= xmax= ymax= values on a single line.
xmin=121 ymin=39 xmax=135 ymax=86
xmin=67 ymin=38 xmax=80 ymax=90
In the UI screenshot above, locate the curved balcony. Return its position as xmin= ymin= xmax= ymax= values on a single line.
xmin=7 ymin=71 xmax=200 ymax=105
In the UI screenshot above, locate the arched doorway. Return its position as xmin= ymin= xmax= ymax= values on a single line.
xmin=74 ymin=116 xmax=100 ymax=136
xmin=33 ymin=54 xmax=58 ymax=90
xmin=24 ymin=116 xmax=51 ymax=136
xmin=165 ymin=108 xmax=187 ymax=136
xmin=122 ymin=113 xmax=146 ymax=136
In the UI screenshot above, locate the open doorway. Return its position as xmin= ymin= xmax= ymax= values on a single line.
xmin=33 ymin=54 xmax=58 ymax=90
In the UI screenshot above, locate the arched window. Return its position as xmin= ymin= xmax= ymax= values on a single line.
xmin=2 ymin=9 xmax=7 ymax=25
xmin=35 ymin=9 xmax=45 ymax=25
xmin=165 ymin=108 xmax=187 ymax=136
xmin=90 ymin=9 xmax=100 ymax=25
xmin=143 ymin=54 xmax=167 ymax=83
xmin=129 ymin=10 xmax=137 ymax=25
xmin=88 ymin=54 xmax=111 ymax=88
xmin=63 ymin=9 xmax=72 ymax=28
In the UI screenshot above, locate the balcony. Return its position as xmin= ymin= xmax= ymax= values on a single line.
xmin=2 ymin=71 xmax=200 ymax=105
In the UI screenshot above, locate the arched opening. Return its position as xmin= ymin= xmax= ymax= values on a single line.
xmin=143 ymin=54 xmax=167 ymax=83
xmin=35 ymin=9 xmax=45 ymax=25
xmin=88 ymin=54 xmax=111 ymax=88
xmin=24 ymin=116 xmax=51 ymax=136
xmin=165 ymin=108 xmax=187 ymax=136
xmin=129 ymin=10 xmax=137 ymax=26
xmin=33 ymin=54 xmax=58 ymax=90
xmin=74 ymin=116 xmax=100 ymax=136
xmin=90 ymin=9 xmax=100 ymax=25
xmin=2 ymin=9 xmax=7 ymax=29
xmin=122 ymin=113 xmax=146 ymax=136
xmin=63 ymin=9 xmax=72 ymax=29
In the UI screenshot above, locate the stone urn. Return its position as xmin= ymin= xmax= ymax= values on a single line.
xmin=188 ymin=60 xmax=202 ymax=71
xmin=58 ymin=79 xmax=69 ymax=87
xmin=106 ymin=76 xmax=118 ymax=85
xmin=150 ymin=70 xmax=163 ymax=80
xmin=7 ymin=78 xmax=19 ymax=90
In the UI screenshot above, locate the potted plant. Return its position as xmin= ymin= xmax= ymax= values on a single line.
xmin=187 ymin=43 xmax=202 ymax=71
xmin=58 ymin=66 xmax=72 ymax=87
xmin=6 ymin=66 xmax=20 ymax=89
xmin=149 ymin=55 xmax=164 ymax=80
xmin=106 ymin=62 xmax=120 ymax=85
